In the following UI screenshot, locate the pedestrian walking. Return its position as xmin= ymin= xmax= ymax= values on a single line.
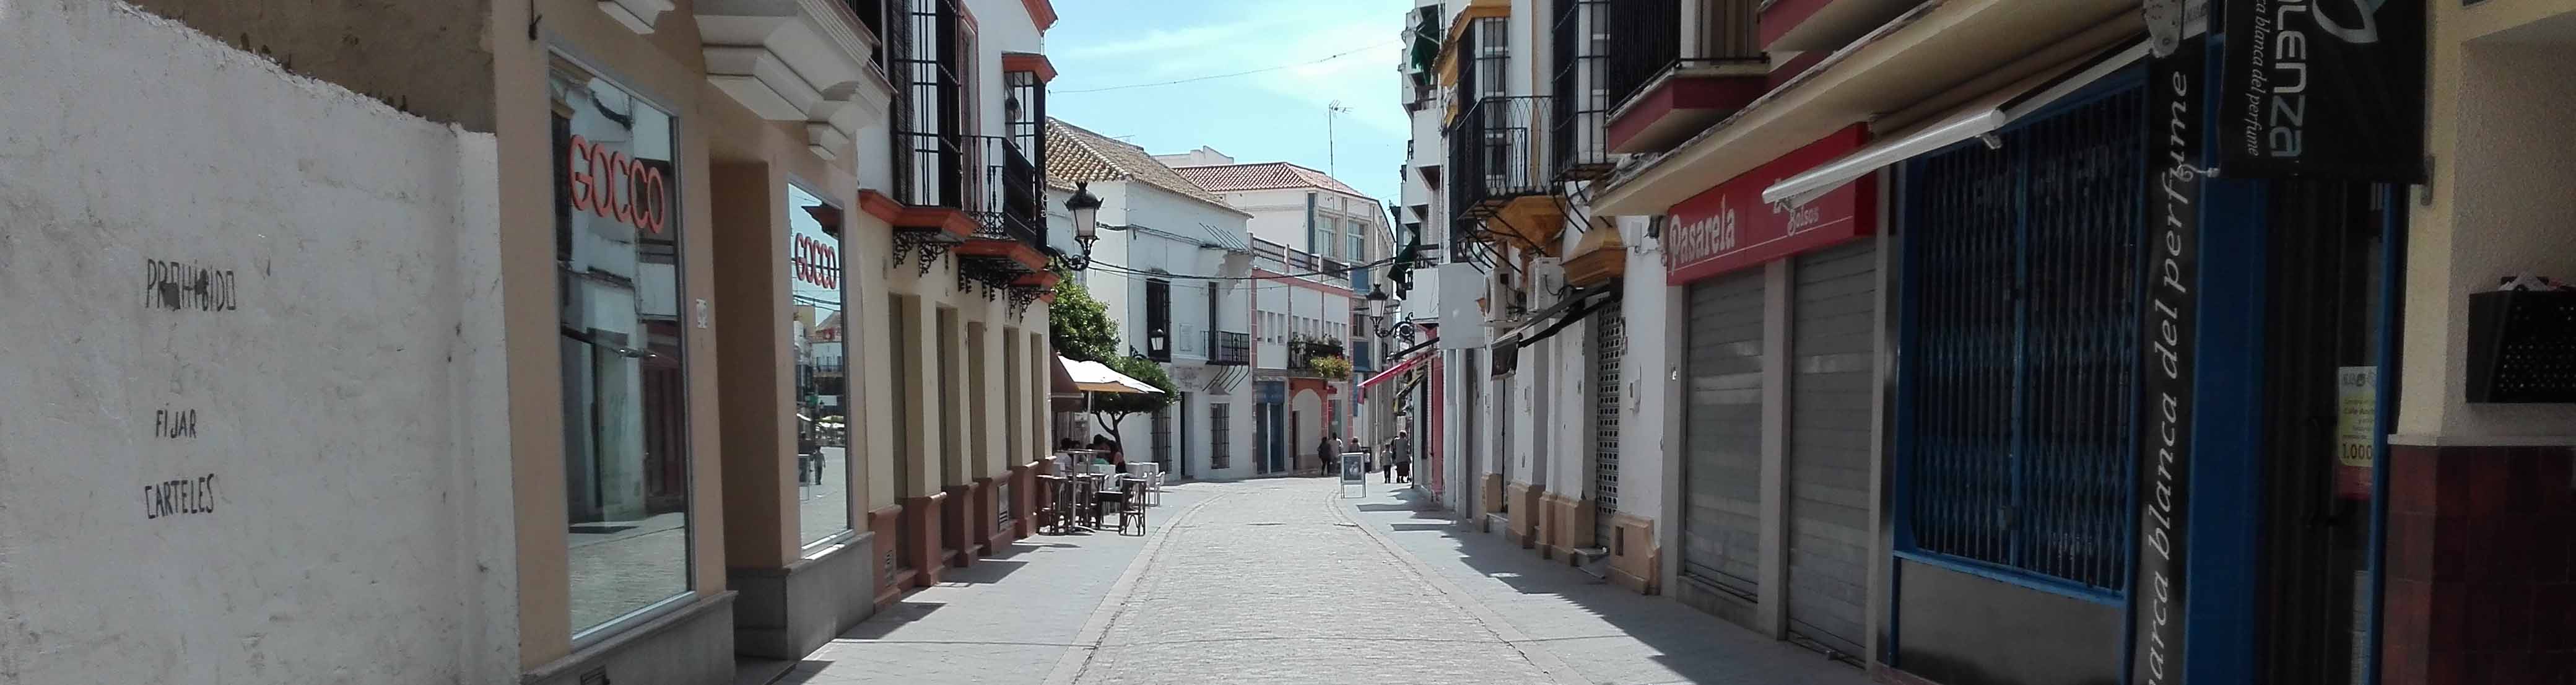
xmin=1387 ymin=429 xmax=1414 ymax=483
xmin=1315 ymin=434 xmax=1340 ymax=476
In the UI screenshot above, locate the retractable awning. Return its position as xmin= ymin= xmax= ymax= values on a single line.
xmin=1762 ymin=40 xmax=2147 ymax=206
xmin=1499 ymin=286 xmax=1623 ymax=349
xmin=1056 ymin=355 xmax=1164 ymax=395
xmin=1360 ymin=352 xmax=1429 ymax=390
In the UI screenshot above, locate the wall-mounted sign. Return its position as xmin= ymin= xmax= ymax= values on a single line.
xmin=2131 ymin=35 xmax=2204 ymax=685
xmin=2217 ymin=0 xmax=2426 ymax=181
xmin=567 ymin=135 xmax=673 ymax=233
xmin=1664 ymin=124 xmax=1876 ymax=285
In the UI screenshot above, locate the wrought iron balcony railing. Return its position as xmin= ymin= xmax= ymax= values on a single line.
xmin=1285 ymin=337 xmax=1347 ymax=377
xmin=892 ymin=132 xmax=1045 ymax=250
xmin=1212 ymin=331 xmax=1251 ymax=366
xmin=1602 ymin=0 xmax=1764 ymax=113
xmin=1446 ymin=95 xmax=1552 ymax=220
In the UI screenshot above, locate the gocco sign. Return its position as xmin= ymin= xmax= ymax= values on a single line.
xmin=1664 ymin=124 xmax=1877 ymax=285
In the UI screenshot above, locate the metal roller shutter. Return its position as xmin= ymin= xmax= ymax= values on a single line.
xmin=1786 ymin=242 xmax=1877 ymax=657
xmin=1681 ymin=271 xmax=1766 ymax=594
xmin=1591 ymin=308 xmax=1625 ymax=549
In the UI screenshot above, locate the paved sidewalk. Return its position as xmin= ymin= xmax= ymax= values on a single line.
xmin=1342 ymin=484 xmax=1871 ymax=685
xmin=770 ymin=481 xmax=1225 ymax=685
xmin=769 ymin=478 xmax=1873 ymax=685
xmin=1060 ymin=480 xmax=1570 ymax=685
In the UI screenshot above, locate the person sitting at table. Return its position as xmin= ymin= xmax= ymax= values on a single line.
xmin=1089 ymin=435 xmax=1125 ymax=471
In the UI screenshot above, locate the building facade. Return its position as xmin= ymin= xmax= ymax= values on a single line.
xmin=1044 ymin=120 xmax=1261 ymax=482
xmin=0 ymin=0 xmax=1064 ymax=683
xmin=1395 ymin=1 xmax=2576 ymax=684
xmin=1168 ymin=155 xmax=1395 ymax=473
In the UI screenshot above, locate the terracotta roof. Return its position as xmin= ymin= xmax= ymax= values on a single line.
xmin=1045 ymin=118 xmax=1246 ymax=215
xmin=1171 ymin=162 xmax=1368 ymax=197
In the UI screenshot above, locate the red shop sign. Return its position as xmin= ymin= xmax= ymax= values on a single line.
xmin=1663 ymin=124 xmax=1876 ymax=285
xmin=567 ymin=134 xmax=671 ymax=234
xmin=794 ymin=233 xmax=840 ymax=289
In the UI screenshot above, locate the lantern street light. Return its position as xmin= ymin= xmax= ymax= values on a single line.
xmin=1368 ymin=290 xmax=1402 ymax=337
xmin=1060 ymin=181 xmax=1108 ymax=271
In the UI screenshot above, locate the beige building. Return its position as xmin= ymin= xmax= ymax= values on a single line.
xmin=0 ymin=1 xmax=1063 ymax=683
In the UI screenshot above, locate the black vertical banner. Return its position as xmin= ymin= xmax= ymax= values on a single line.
xmin=2133 ymin=33 xmax=2203 ymax=685
xmin=2217 ymin=0 xmax=2427 ymax=180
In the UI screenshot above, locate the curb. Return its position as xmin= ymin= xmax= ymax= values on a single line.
xmin=1038 ymin=490 xmax=1237 ymax=685
xmin=1325 ymin=488 xmax=1594 ymax=685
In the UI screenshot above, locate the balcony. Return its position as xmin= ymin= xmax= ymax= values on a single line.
xmin=697 ymin=0 xmax=894 ymax=159
xmin=1549 ymin=0 xmax=1611 ymax=181
xmin=898 ymin=133 xmax=1049 ymax=286
xmin=1602 ymin=0 xmax=1767 ymax=155
xmin=1286 ymin=337 xmax=1348 ymax=378
xmin=1447 ymin=96 xmax=1550 ymax=218
xmin=1447 ymin=96 xmax=1568 ymax=256
xmin=1212 ymin=331 xmax=1252 ymax=366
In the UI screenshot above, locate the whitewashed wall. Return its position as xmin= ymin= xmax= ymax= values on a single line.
xmin=0 ymin=2 xmax=515 ymax=684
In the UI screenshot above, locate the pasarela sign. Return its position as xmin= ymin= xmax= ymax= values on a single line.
xmin=1663 ymin=124 xmax=1876 ymax=285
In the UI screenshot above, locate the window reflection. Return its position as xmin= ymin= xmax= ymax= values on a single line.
xmin=552 ymin=55 xmax=692 ymax=635
xmin=790 ymin=185 xmax=853 ymax=546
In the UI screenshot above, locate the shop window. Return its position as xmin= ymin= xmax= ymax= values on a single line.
xmin=552 ymin=56 xmax=692 ymax=636
xmin=1898 ymin=79 xmax=2144 ymax=595
xmin=790 ymin=184 xmax=853 ymax=547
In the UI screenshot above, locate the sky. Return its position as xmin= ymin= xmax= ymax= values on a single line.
xmin=1043 ymin=0 xmax=1414 ymax=207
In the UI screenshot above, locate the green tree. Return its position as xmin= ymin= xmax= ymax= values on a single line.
xmin=1047 ymin=268 xmax=1120 ymax=362
xmin=1045 ymin=268 xmax=1177 ymax=451
xmin=1089 ymin=354 xmax=1178 ymax=451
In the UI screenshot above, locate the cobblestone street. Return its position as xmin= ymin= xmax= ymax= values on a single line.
xmin=769 ymin=478 xmax=1871 ymax=685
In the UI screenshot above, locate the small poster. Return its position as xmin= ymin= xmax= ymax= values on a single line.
xmin=2335 ymin=367 xmax=2376 ymax=499
xmin=1340 ymin=452 xmax=1368 ymax=497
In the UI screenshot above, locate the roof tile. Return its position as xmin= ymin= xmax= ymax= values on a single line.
xmin=1045 ymin=118 xmax=1245 ymax=214
xmin=1170 ymin=162 xmax=1367 ymax=196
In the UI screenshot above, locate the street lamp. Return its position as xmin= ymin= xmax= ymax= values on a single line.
xmin=1061 ymin=181 xmax=1105 ymax=271
xmin=1368 ymin=290 xmax=1402 ymax=337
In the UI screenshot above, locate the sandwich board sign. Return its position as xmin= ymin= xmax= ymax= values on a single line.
xmin=1340 ymin=452 xmax=1369 ymax=497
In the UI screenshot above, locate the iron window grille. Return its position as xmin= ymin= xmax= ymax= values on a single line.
xmin=1602 ymin=0 xmax=1764 ymax=115
xmin=1897 ymin=77 xmax=2146 ymax=595
xmin=1211 ymin=404 xmax=1232 ymax=470
xmin=1551 ymin=0 xmax=1612 ymax=181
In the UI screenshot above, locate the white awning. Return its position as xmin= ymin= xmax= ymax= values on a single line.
xmin=1056 ymin=356 xmax=1164 ymax=395
xmin=1761 ymin=40 xmax=2148 ymax=207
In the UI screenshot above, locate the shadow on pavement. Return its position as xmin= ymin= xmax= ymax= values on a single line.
xmin=935 ymin=559 xmax=1030 ymax=585
xmin=1351 ymin=485 xmax=1868 ymax=685
xmin=838 ymin=601 xmax=946 ymax=640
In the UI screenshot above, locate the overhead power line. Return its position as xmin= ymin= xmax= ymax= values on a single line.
xmin=1053 ymin=41 xmax=1398 ymax=94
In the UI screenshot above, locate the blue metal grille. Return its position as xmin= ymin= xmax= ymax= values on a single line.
xmin=1900 ymin=82 xmax=2144 ymax=593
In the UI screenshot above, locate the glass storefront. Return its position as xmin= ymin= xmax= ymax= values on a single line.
xmin=790 ymin=184 xmax=853 ymax=546
xmin=550 ymin=55 xmax=692 ymax=636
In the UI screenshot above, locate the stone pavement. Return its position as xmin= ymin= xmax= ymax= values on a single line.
xmin=765 ymin=477 xmax=1873 ymax=685
xmin=1345 ymin=485 xmax=1872 ymax=685
xmin=767 ymin=480 xmax=1222 ymax=685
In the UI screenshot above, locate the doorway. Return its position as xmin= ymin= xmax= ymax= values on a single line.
xmin=2255 ymin=181 xmax=2391 ymax=685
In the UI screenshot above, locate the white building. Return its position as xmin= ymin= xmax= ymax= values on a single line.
xmin=1046 ymin=120 xmax=1261 ymax=481
xmin=1165 ymin=152 xmax=1395 ymax=471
